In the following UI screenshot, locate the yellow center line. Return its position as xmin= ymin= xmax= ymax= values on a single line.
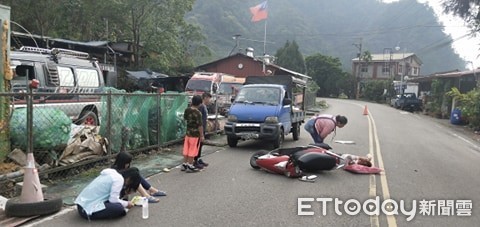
xmin=368 ymin=115 xmax=380 ymax=227
xmin=368 ymin=109 xmax=398 ymax=227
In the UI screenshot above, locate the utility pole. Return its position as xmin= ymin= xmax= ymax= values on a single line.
xmin=395 ymin=45 xmax=407 ymax=95
xmin=0 ymin=5 xmax=11 ymax=160
xmin=470 ymin=61 xmax=479 ymax=87
xmin=353 ymin=39 xmax=362 ymax=99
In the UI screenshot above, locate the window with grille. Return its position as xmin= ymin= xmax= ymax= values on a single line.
xmin=382 ymin=64 xmax=390 ymax=75
xmin=57 ymin=66 xmax=75 ymax=86
xmin=361 ymin=65 xmax=368 ymax=73
xmin=76 ymin=68 xmax=100 ymax=87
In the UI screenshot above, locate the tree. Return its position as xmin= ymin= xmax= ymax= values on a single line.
xmin=360 ymin=50 xmax=373 ymax=63
xmin=115 ymin=0 xmax=206 ymax=72
xmin=5 ymin=0 xmax=64 ymax=37
xmin=2 ymin=0 xmax=206 ymax=74
xmin=305 ymin=53 xmax=354 ymax=98
xmin=443 ymin=0 xmax=480 ymax=32
xmin=274 ymin=40 xmax=306 ymax=74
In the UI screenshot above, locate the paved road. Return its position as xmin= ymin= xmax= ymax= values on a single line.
xmin=25 ymin=98 xmax=480 ymax=227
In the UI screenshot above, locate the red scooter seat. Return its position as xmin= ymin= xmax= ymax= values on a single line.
xmin=293 ymin=152 xmax=337 ymax=172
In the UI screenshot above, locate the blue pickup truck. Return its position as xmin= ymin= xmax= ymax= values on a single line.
xmin=224 ymin=75 xmax=307 ymax=148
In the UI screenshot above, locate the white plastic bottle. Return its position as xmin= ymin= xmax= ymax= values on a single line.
xmin=142 ymin=197 xmax=149 ymax=219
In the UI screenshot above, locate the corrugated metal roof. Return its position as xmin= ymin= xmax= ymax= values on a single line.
xmin=195 ymin=52 xmax=311 ymax=80
xmin=352 ymin=53 xmax=422 ymax=62
xmin=12 ymin=31 xmax=109 ymax=47
xmin=126 ymin=70 xmax=169 ymax=80
xmin=410 ymin=68 xmax=479 ymax=82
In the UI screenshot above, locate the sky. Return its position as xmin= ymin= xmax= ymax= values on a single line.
xmin=384 ymin=0 xmax=480 ymax=69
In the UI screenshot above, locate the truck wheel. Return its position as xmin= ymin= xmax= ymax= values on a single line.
xmin=273 ymin=129 xmax=284 ymax=149
xmin=227 ymin=136 xmax=238 ymax=147
xmin=292 ymin=123 xmax=300 ymax=141
xmin=5 ymin=196 xmax=63 ymax=217
xmin=250 ymin=150 xmax=269 ymax=169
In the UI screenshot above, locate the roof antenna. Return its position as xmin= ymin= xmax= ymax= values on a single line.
xmin=11 ymin=21 xmax=39 ymax=48
xmin=229 ymin=34 xmax=241 ymax=56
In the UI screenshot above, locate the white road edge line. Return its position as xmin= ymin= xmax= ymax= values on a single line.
xmin=22 ymin=206 xmax=76 ymax=227
xmin=451 ymin=133 xmax=480 ymax=153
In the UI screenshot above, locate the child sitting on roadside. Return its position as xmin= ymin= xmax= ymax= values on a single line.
xmin=112 ymin=151 xmax=166 ymax=203
xmin=75 ymin=167 xmax=140 ymax=220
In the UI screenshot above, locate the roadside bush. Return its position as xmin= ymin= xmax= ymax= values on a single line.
xmin=446 ymin=87 xmax=480 ymax=129
xmin=362 ymin=80 xmax=390 ymax=103
xmin=427 ymin=79 xmax=452 ymax=118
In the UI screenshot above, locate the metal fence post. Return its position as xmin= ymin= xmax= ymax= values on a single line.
xmin=27 ymin=85 xmax=33 ymax=154
xmin=157 ymin=93 xmax=161 ymax=149
xmin=107 ymin=90 xmax=112 ymax=156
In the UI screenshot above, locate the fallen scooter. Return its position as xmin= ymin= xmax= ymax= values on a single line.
xmin=249 ymin=143 xmax=382 ymax=179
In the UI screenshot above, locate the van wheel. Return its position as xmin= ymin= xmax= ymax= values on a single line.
xmin=227 ymin=136 xmax=238 ymax=147
xmin=273 ymin=128 xmax=284 ymax=149
xmin=79 ymin=111 xmax=98 ymax=126
xmin=292 ymin=123 xmax=300 ymax=141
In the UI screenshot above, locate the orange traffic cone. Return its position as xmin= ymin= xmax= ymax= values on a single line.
xmin=20 ymin=153 xmax=44 ymax=203
xmin=363 ymin=105 xmax=369 ymax=115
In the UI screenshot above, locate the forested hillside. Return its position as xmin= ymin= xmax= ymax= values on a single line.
xmin=187 ymin=0 xmax=466 ymax=75
xmin=1 ymin=0 xmax=467 ymax=75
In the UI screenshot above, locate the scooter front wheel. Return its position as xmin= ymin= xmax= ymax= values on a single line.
xmin=250 ymin=150 xmax=269 ymax=169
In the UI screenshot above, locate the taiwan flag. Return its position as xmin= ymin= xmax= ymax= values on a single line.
xmin=249 ymin=1 xmax=268 ymax=22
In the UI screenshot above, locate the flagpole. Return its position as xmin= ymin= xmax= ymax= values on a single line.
xmin=262 ymin=1 xmax=268 ymax=73
xmin=263 ymin=18 xmax=267 ymax=56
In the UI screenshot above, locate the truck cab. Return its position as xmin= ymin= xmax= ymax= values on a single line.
xmin=185 ymin=72 xmax=243 ymax=114
xmin=184 ymin=72 xmax=223 ymax=113
xmin=224 ymin=75 xmax=306 ymax=148
xmin=216 ymin=75 xmax=245 ymax=115
xmin=395 ymin=92 xmax=422 ymax=111
xmin=185 ymin=72 xmax=221 ymax=96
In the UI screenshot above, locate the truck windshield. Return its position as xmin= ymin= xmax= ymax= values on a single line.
xmin=219 ymin=83 xmax=243 ymax=95
xmin=236 ymin=87 xmax=280 ymax=104
xmin=185 ymin=80 xmax=212 ymax=92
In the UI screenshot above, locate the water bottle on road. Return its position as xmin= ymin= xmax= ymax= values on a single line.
xmin=142 ymin=197 xmax=149 ymax=219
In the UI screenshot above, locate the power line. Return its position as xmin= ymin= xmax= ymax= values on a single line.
xmin=267 ymin=24 xmax=467 ymax=39
xmin=416 ymin=31 xmax=474 ymax=55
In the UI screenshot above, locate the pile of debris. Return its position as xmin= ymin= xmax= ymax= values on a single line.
xmin=58 ymin=125 xmax=107 ymax=166
xmin=0 ymin=125 xmax=107 ymax=182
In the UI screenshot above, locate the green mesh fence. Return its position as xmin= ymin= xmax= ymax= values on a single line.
xmin=1 ymin=90 xmax=190 ymax=198
xmin=10 ymin=108 xmax=71 ymax=150
xmin=123 ymin=91 xmax=155 ymax=149
xmin=100 ymin=88 xmax=188 ymax=152
xmin=100 ymin=88 xmax=127 ymax=152
xmin=160 ymin=92 xmax=188 ymax=143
